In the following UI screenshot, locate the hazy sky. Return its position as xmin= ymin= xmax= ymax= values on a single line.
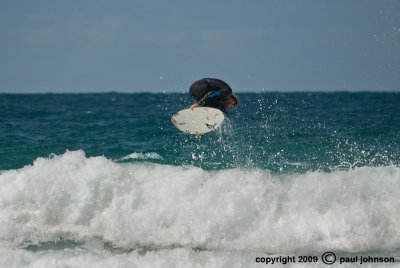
xmin=1 ymin=0 xmax=399 ymax=93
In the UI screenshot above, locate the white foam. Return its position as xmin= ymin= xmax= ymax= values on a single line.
xmin=1 ymin=150 xmax=400 ymax=255
xmin=0 ymin=247 xmax=264 ymax=268
xmin=119 ymin=152 xmax=163 ymax=160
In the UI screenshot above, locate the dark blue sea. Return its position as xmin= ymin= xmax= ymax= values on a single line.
xmin=1 ymin=92 xmax=400 ymax=267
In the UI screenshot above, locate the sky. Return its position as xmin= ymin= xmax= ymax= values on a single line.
xmin=0 ymin=0 xmax=399 ymax=93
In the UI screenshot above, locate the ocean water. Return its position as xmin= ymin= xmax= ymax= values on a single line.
xmin=1 ymin=92 xmax=400 ymax=267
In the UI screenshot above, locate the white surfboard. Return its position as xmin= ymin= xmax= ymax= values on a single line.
xmin=171 ymin=107 xmax=225 ymax=134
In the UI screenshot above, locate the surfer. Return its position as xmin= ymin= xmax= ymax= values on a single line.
xmin=189 ymin=78 xmax=239 ymax=113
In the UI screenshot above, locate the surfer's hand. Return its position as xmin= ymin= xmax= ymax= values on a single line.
xmin=190 ymin=103 xmax=200 ymax=110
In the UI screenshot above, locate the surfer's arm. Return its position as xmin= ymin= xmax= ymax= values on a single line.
xmin=199 ymin=91 xmax=220 ymax=104
xmin=190 ymin=91 xmax=219 ymax=110
xmin=190 ymin=103 xmax=200 ymax=110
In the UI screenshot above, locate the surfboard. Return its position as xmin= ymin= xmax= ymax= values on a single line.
xmin=171 ymin=107 xmax=225 ymax=134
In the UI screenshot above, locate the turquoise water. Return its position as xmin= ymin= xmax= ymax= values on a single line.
xmin=2 ymin=92 xmax=399 ymax=171
xmin=1 ymin=92 xmax=400 ymax=267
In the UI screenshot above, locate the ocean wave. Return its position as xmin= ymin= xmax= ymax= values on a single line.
xmin=1 ymin=150 xmax=400 ymax=255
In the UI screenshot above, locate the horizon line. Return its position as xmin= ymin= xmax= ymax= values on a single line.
xmin=0 ymin=90 xmax=399 ymax=95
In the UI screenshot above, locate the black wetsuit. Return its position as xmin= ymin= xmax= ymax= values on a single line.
xmin=189 ymin=78 xmax=232 ymax=113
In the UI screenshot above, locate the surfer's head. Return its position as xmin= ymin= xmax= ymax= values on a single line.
xmin=224 ymin=94 xmax=239 ymax=109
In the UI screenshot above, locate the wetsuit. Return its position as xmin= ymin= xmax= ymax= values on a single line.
xmin=189 ymin=78 xmax=232 ymax=113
